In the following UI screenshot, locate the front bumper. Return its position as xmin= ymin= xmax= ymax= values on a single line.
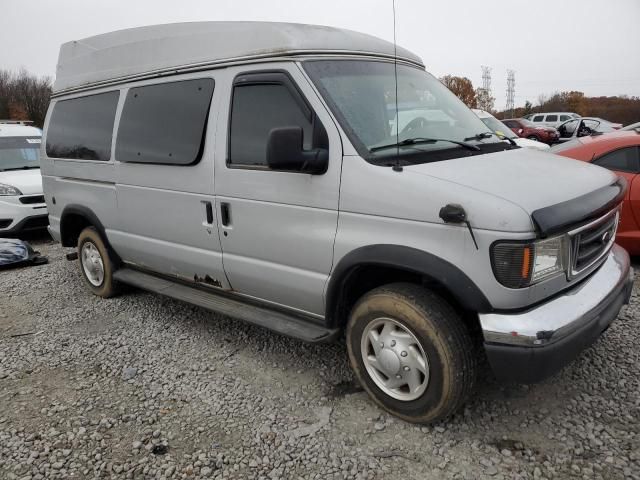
xmin=0 ymin=195 xmax=48 ymax=235
xmin=480 ymin=244 xmax=633 ymax=383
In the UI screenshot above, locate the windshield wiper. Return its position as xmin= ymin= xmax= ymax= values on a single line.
xmin=499 ymin=135 xmax=518 ymax=146
xmin=370 ymin=137 xmax=481 ymax=153
xmin=1 ymin=166 xmax=39 ymax=171
xmin=463 ymin=132 xmax=494 ymax=141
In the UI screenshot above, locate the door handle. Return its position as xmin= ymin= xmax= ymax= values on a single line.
xmin=203 ymin=201 xmax=213 ymax=224
xmin=220 ymin=202 xmax=231 ymax=226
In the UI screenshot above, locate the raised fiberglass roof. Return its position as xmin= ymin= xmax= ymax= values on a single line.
xmin=53 ymin=21 xmax=423 ymax=94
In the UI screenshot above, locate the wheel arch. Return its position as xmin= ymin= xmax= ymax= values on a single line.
xmin=59 ymin=204 xmax=121 ymax=264
xmin=325 ymin=244 xmax=491 ymax=329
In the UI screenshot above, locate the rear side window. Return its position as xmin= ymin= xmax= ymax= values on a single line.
xmin=593 ymin=147 xmax=640 ymax=173
xmin=503 ymin=120 xmax=516 ymax=128
xmin=533 ymin=115 xmax=544 ymax=122
xmin=46 ymin=91 xmax=119 ymax=161
xmin=229 ymin=79 xmax=318 ymax=167
xmin=559 ymin=115 xmax=570 ymax=121
xmin=545 ymin=115 xmax=558 ymax=122
xmin=116 ymin=78 xmax=214 ymax=165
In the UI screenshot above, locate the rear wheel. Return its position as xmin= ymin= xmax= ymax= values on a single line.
xmin=77 ymin=227 xmax=119 ymax=298
xmin=346 ymin=283 xmax=477 ymax=423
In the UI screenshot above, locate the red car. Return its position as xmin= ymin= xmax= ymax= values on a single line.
xmin=552 ymin=130 xmax=640 ymax=254
xmin=502 ymin=118 xmax=559 ymax=145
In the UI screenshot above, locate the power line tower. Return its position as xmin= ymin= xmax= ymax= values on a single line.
xmin=506 ymin=70 xmax=516 ymax=117
xmin=480 ymin=66 xmax=492 ymax=110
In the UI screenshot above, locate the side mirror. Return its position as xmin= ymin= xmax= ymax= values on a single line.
xmin=518 ymin=128 xmax=523 ymax=135
xmin=266 ymin=127 xmax=328 ymax=174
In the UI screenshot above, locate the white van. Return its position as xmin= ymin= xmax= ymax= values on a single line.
xmin=41 ymin=22 xmax=633 ymax=423
xmin=0 ymin=122 xmax=48 ymax=235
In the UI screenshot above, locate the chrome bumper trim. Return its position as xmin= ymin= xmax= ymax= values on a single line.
xmin=480 ymin=244 xmax=633 ymax=347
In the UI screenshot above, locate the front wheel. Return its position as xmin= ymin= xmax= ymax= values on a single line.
xmin=77 ymin=226 xmax=119 ymax=298
xmin=346 ymin=283 xmax=477 ymax=423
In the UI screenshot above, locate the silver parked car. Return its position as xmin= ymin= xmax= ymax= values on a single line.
xmin=556 ymin=117 xmax=617 ymax=142
xmin=41 ymin=22 xmax=633 ymax=423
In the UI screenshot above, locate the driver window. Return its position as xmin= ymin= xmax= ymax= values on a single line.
xmin=228 ymin=81 xmax=323 ymax=168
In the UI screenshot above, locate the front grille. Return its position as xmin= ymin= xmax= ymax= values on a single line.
xmin=570 ymin=210 xmax=618 ymax=274
xmin=19 ymin=195 xmax=45 ymax=204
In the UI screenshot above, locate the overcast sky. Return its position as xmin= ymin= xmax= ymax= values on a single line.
xmin=2 ymin=0 xmax=639 ymax=109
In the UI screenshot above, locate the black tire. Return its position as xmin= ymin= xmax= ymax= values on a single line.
xmin=346 ymin=283 xmax=477 ymax=423
xmin=77 ymin=226 xmax=119 ymax=298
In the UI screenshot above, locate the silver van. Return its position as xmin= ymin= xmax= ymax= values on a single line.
xmin=41 ymin=22 xmax=633 ymax=423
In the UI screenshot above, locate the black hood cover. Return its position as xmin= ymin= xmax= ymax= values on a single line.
xmin=531 ymin=177 xmax=626 ymax=237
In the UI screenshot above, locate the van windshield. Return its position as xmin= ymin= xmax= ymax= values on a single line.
xmin=303 ymin=60 xmax=503 ymax=163
xmin=0 ymin=137 xmax=41 ymax=171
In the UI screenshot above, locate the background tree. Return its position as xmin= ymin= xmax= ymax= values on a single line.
xmin=475 ymin=87 xmax=495 ymax=112
xmin=440 ymin=75 xmax=477 ymax=108
xmin=0 ymin=68 xmax=52 ymax=127
xmin=496 ymin=91 xmax=640 ymax=125
xmin=523 ymin=101 xmax=533 ymax=116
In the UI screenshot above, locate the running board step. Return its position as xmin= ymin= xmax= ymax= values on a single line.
xmin=113 ymin=268 xmax=338 ymax=343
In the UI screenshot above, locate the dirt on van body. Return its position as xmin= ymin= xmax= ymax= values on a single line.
xmin=0 ymin=234 xmax=639 ymax=479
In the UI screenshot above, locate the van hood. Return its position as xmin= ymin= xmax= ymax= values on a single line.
xmin=0 ymin=169 xmax=43 ymax=195
xmin=403 ymin=147 xmax=617 ymax=232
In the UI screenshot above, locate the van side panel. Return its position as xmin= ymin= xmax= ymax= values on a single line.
xmin=110 ymin=73 xmax=229 ymax=288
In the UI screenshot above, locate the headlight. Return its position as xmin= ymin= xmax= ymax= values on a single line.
xmin=491 ymin=235 xmax=567 ymax=288
xmin=0 ymin=183 xmax=22 ymax=196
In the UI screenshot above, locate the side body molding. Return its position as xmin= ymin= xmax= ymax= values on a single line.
xmin=325 ymin=244 xmax=492 ymax=327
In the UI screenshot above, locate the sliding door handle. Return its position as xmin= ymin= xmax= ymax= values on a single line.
xmin=202 ymin=201 xmax=213 ymax=224
xmin=220 ymin=202 xmax=231 ymax=226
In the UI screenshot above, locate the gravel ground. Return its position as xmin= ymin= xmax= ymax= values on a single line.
xmin=0 ymin=234 xmax=639 ymax=480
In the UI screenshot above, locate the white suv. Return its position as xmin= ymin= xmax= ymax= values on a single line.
xmin=0 ymin=122 xmax=48 ymax=235
xmin=527 ymin=112 xmax=580 ymax=128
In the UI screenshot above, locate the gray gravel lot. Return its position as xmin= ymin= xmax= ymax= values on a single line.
xmin=1 ymin=235 xmax=639 ymax=480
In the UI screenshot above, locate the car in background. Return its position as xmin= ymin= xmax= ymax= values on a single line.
xmin=0 ymin=122 xmax=48 ymax=236
xmin=502 ymin=118 xmax=559 ymax=145
xmin=556 ymin=117 xmax=616 ymax=143
xmin=472 ymin=109 xmax=549 ymax=150
xmin=590 ymin=117 xmax=623 ymax=130
xmin=622 ymin=122 xmax=640 ymax=131
xmin=526 ymin=112 xmax=580 ymax=128
xmin=552 ymin=129 xmax=640 ymax=254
